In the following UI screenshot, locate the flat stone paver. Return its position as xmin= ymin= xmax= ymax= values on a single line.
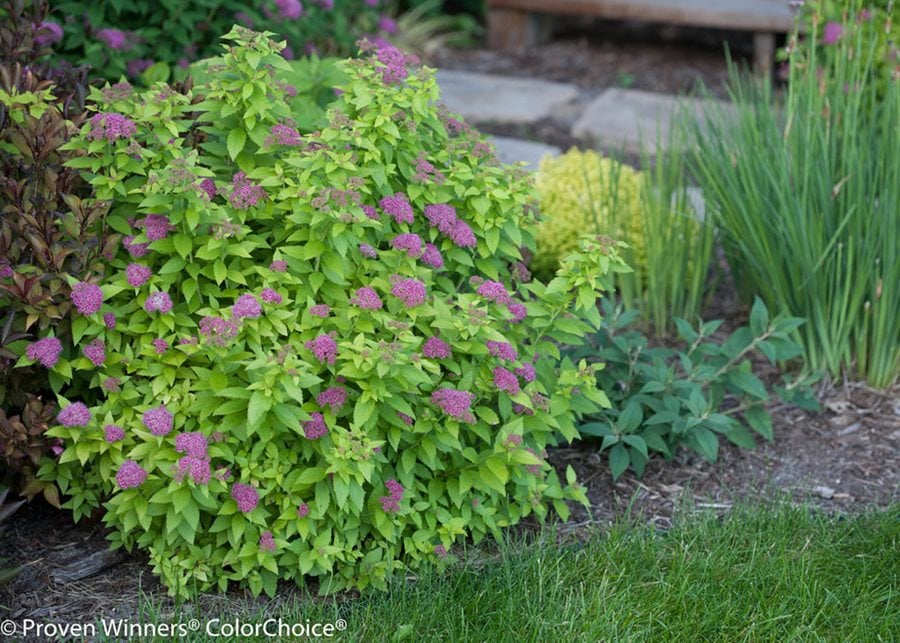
xmin=436 ymin=70 xmax=579 ymax=124
xmin=571 ymin=88 xmax=731 ymax=152
xmin=490 ymin=136 xmax=560 ymax=168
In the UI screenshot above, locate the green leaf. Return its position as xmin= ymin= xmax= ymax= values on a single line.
xmin=744 ymin=406 xmax=773 ymax=440
xmin=728 ymin=371 xmax=768 ymax=400
xmin=247 ymin=392 xmax=271 ymax=429
xmin=691 ymin=426 xmax=719 ymax=462
xmin=173 ymin=234 xmax=192 ymax=259
xmin=749 ymin=297 xmax=769 ymax=336
xmin=608 ymin=443 xmax=630 ymax=480
xmin=227 ymin=129 xmax=246 ymax=161
xmin=621 ymin=435 xmax=648 ymax=458
xmin=618 ymin=401 xmax=643 ymax=433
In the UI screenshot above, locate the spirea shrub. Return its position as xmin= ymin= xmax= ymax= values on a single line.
xmin=533 ymin=148 xmax=647 ymax=278
xmin=49 ymin=0 xmax=396 ymax=82
xmin=25 ymin=28 xmax=626 ymax=597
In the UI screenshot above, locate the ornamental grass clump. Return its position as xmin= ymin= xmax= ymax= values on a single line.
xmin=24 ymin=28 xmax=627 ymax=597
xmin=687 ymin=0 xmax=899 ymax=387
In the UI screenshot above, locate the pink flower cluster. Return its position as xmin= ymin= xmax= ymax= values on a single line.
xmin=422 ymin=336 xmax=451 ymax=359
xmin=431 ymin=388 xmax=475 ymax=422
xmin=492 ymin=366 xmax=520 ymax=395
xmin=486 ymin=340 xmax=517 ymax=361
xmin=305 ymin=334 xmax=338 ymax=365
xmin=374 ymin=41 xmax=415 ymax=86
xmin=303 ymin=412 xmax=328 ymax=439
xmin=276 ymin=0 xmax=303 ymax=18
xmin=261 ymin=288 xmax=282 ymax=304
xmin=421 ymin=243 xmax=444 ymax=269
xmin=87 ymin=112 xmax=136 ymax=141
xmin=391 ymin=233 xmax=423 ymax=258
xmin=123 ymin=235 xmax=149 ymax=257
xmin=434 ymin=544 xmax=448 ymax=558
xmin=308 ymin=304 xmax=330 ymax=318
xmin=200 ymin=178 xmax=217 ymax=199
xmin=259 ymin=530 xmax=276 ymax=552
xmin=144 ymin=291 xmax=173 ymax=314
xmin=359 ymin=243 xmax=378 ymax=259
xmin=97 ymin=28 xmax=131 ymax=51
xmin=270 ymin=123 xmax=302 ymax=146
xmin=104 ymin=424 xmax=125 ymax=443
xmin=71 ymin=282 xmax=103 ymax=315
xmin=423 ymin=204 xmax=476 ymax=248
xmin=126 ymin=263 xmax=152 ymax=287
xmin=175 ymin=456 xmax=211 ymax=484
xmin=269 ymin=260 xmax=288 ymax=272
xmin=143 ymin=405 xmax=173 ymax=436
xmin=26 ymin=337 xmax=62 ymax=368
xmin=175 ymin=431 xmax=208 ymax=459
xmin=231 ymin=482 xmax=259 ymax=512
xmin=232 ymin=294 xmax=262 ymax=319
xmin=57 ymin=402 xmax=91 ymax=427
xmin=391 ymin=277 xmax=426 ymax=308
xmin=379 ymin=479 xmax=405 ymax=513
xmin=104 ymin=313 xmax=116 ymax=329
xmin=352 ymin=287 xmax=383 ymax=310
xmin=83 ymin=339 xmax=106 ymax=367
xmin=516 ymin=363 xmax=536 ymax=382
xmin=477 ymin=280 xmax=511 ymax=304
xmin=199 ymin=316 xmax=239 ymax=346
xmin=228 ymin=172 xmax=266 ymax=209
xmin=317 ymin=386 xmax=347 ymax=413
xmin=138 ymin=214 xmax=173 ymax=241
xmin=507 ymin=301 xmax=527 ymax=323
xmin=34 ymin=21 xmax=63 ymax=47
xmin=116 ymin=460 xmax=147 ymax=489
xmin=361 ymin=205 xmax=379 ymax=220
xmin=396 ymin=411 xmax=414 ymax=426
xmin=152 ymin=338 xmax=168 ymax=354
xmin=297 ymin=502 xmax=310 ymax=518
xmin=379 ymin=193 xmax=414 ymax=224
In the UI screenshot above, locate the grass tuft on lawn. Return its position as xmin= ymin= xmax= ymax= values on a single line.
xmin=126 ymin=502 xmax=898 ymax=642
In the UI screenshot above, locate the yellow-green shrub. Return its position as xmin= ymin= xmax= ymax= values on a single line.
xmin=533 ymin=149 xmax=645 ymax=278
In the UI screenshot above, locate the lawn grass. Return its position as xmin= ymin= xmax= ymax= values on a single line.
xmin=123 ymin=502 xmax=898 ymax=642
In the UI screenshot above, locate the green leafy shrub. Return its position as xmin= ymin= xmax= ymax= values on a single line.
xmin=533 ymin=148 xmax=645 ymax=278
xmin=570 ymin=299 xmax=819 ymax=480
xmin=785 ymin=0 xmax=897 ymax=92
xmin=26 ymin=28 xmax=626 ymax=597
xmin=0 ymin=6 xmax=100 ymax=502
xmin=533 ymin=146 xmax=714 ymax=336
xmin=45 ymin=0 xmax=396 ymax=82
xmin=688 ymin=0 xmax=899 ymax=388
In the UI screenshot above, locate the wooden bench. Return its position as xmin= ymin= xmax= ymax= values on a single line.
xmin=487 ymin=0 xmax=799 ymax=74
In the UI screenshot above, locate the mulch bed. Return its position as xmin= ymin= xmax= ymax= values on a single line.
xmin=2 ymin=20 xmax=896 ymax=625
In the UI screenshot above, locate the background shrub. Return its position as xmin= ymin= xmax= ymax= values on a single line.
xmin=43 ymin=0 xmax=391 ymax=82
xmin=0 ymin=0 xmax=100 ymax=503
xmin=533 ymin=146 xmax=714 ymax=336
xmin=27 ymin=28 xmax=625 ymax=597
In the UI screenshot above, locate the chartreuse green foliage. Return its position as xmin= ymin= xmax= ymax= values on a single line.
xmin=534 ymin=149 xmax=645 ymax=278
xmin=533 ymin=146 xmax=714 ymax=336
xmin=570 ymin=298 xmax=819 ymax=480
xmin=688 ymin=0 xmax=899 ymax=387
xmin=25 ymin=28 xmax=627 ymax=597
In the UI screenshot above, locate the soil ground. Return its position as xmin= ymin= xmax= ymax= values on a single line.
xmin=2 ymin=19 xmax=897 ymax=625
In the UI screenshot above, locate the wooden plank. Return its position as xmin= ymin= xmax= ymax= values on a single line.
xmin=488 ymin=8 xmax=531 ymax=48
xmin=753 ymin=32 xmax=776 ymax=75
xmin=488 ymin=8 xmax=552 ymax=49
xmin=487 ymin=0 xmax=797 ymax=32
